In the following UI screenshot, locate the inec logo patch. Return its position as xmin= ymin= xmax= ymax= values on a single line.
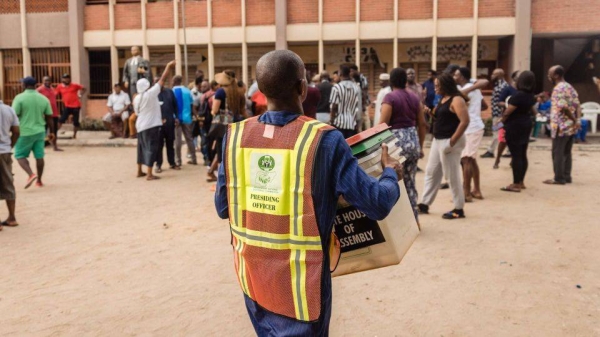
xmin=256 ymin=155 xmax=277 ymax=187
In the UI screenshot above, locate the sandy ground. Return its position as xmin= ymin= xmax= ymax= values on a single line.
xmin=0 ymin=144 xmax=598 ymax=337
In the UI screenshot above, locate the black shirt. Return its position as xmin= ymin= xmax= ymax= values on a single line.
xmin=433 ymin=96 xmax=460 ymax=139
xmin=158 ymin=88 xmax=178 ymax=126
xmin=316 ymin=80 xmax=333 ymax=113
xmin=504 ymin=91 xmax=535 ymax=144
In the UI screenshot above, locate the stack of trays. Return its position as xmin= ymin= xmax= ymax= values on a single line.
xmin=346 ymin=124 xmax=406 ymax=178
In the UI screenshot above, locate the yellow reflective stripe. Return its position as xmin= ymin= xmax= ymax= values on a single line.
xmin=228 ymin=121 xmax=246 ymax=228
xmin=232 ymin=229 xmax=322 ymax=251
xmin=298 ymin=249 xmax=309 ymax=320
xmin=235 ymin=238 xmax=250 ymax=296
xmin=233 ymin=226 xmax=321 ymax=243
xmin=290 ymin=250 xmax=301 ymax=319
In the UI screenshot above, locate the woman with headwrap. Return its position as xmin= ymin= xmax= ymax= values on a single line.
xmin=133 ymin=60 xmax=175 ymax=180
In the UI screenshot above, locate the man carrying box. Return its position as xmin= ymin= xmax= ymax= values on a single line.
xmin=214 ymin=50 xmax=404 ymax=336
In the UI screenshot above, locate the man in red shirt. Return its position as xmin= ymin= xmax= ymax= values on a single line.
xmin=54 ymin=74 xmax=85 ymax=139
xmin=36 ymin=76 xmax=62 ymax=151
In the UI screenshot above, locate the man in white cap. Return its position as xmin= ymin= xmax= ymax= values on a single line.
xmin=133 ymin=60 xmax=175 ymax=180
xmin=374 ymin=73 xmax=391 ymax=125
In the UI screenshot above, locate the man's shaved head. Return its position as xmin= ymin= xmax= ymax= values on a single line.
xmin=256 ymin=50 xmax=305 ymax=100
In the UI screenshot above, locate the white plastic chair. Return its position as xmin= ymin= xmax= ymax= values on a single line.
xmin=581 ymin=102 xmax=600 ymax=133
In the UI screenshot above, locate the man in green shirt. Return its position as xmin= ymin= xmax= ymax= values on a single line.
xmin=11 ymin=77 xmax=55 ymax=188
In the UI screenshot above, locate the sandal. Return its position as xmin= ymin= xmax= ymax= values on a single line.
xmin=1 ymin=220 xmax=19 ymax=227
xmin=155 ymin=167 xmax=163 ymax=173
xmin=137 ymin=172 xmax=147 ymax=178
xmin=500 ymin=185 xmax=521 ymax=193
xmin=543 ymin=179 xmax=565 ymax=185
xmin=25 ymin=174 xmax=37 ymax=189
xmin=206 ymin=177 xmax=218 ymax=182
xmin=471 ymin=191 xmax=484 ymax=200
xmin=442 ymin=209 xmax=465 ymax=220
xmin=146 ymin=176 xmax=160 ymax=181
xmin=170 ymin=166 xmax=181 ymax=170
xmin=417 ymin=204 xmax=429 ymax=214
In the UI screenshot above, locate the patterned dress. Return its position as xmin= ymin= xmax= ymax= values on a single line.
xmin=392 ymin=127 xmax=421 ymax=221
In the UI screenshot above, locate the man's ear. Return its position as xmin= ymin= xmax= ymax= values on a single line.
xmin=299 ymin=79 xmax=308 ymax=103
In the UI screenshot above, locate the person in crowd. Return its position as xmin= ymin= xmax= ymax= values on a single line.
xmin=128 ymin=103 xmax=137 ymax=139
xmin=331 ymin=70 xmax=340 ymax=84
xmin=497 ymin=71 xmax=537 ymax=192
xmin=544 ymin=65 xmax=581 ymax=185
xmin=492 ymin=70 xmax=519 ymax=168
xmin=192 ymin=79 xmax=210 ymax=157
xmin=172 ymin=75 xmax=197 ymax=166
xmin=247 ymin=78 xmax=259 ymax=98
xmin=406 ymin=68 xmax=424 ymax=101
xmin=133 ymin=60 xmax=175 ymax=181
xmin=330 ymin=65 xmax=362 ymax=138
xmin=251 ymin=90 xmax=268 ymax=117
xmin=103 ymin=83 xmax=131 ymax=139
xmin=55 ymin=74 xmax=85 ymax=139
xmin=207 ymin=70 xmax=245 ymax=182
xmin=188 ymin=69 xmax=204 ymax=89
xmin=350 ymin=66 xmax=371 ymax=131
xmin=481 ymin=68 xmax=509 ymax=158
xmin=156 ymin=81 xmax=179 ymax=173
xmin=36 ymin=76 xmax=62 ymax=151
xmin=418 ymin=73 xmax=470 ymax=219
xmin=302 ymin=72 xmax=321 ymax=119
xmin=379 ymin=67 xmax=427 ymax=225
xmin=374 ymin=73 xmax=392 ymax=126
xmin=532 ymin=92 xmax=551 ymax=138
xmin=200 ymin=80 xmax=218 ymax=166
xmin=455 ymin=67 xmax=487 ymax=201
xmin=316 ymin=71 xmax=333 ymax=123
xmin=12 ymin=77 xmax=55 ymax=188
xmin=0 ymin=93 xmax=20 ymax=229
xmin=237 ymin=80 xmax=253 ymax=118
xmin=215 ymin=49 xmax=402 ymax=336
xmin=422 ymin=69 xmax=437 ymax=111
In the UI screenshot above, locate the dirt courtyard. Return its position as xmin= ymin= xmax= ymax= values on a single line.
xmin=0 ymin=145 xmax=598 ymax=336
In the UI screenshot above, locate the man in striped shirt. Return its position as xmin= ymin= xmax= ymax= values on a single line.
xmin=329 ymin=65 xmax=362 ymax=138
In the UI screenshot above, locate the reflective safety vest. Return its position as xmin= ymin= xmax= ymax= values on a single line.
xmin=225 ymin=115 xmax=336 ymax=322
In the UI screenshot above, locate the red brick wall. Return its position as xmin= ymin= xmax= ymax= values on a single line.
xmin=115 ymin=3 xmax=141 ymax=30
xmin=324 ymin=0 xmax=355 ymax=23
xmin=398 ymin=0 xmax=432 ymax=19
xmin=479 ymin=0 xmax=514 ymax=17
xmin=147 ymin=1 xmax=174 ymax=29
xmin=84 ymin=5 xmax=109 ymax=31
xmin=360 ymin=0 xmax=393 ymax=21
xmin=0 ymin=0 xmax=20 ymax=14
xmin=26 ymin=0 xmax=68 ymax=13
xmin=287 ymin=0 xmax=318 ymax=24
xmin=212 ymin=0 xmax=241 ymax=27
xmin=179 ymin=0 xmax=207 ymax=27
xmin=438 ymin=0 xmax=473 ymax=18
xmin=247 ymin=0 xmax=275 ymax=25
xmin=532 ymin=0 xmax=600 ymax=34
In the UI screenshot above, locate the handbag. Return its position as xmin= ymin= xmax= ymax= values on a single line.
xmin=208 ymin=100 xmax=233 ymax=139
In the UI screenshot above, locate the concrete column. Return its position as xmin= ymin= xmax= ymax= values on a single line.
xmin=513 ymin=0 xmax=532 ymax=72
xmin=355 ymin=0 xmax=360 ymax=70
xmin=141 ymin=0 xmax=149 ymax=59
xmin=19 ymin=0 xmax=31 ymax=77
xmin=393 ymin=0 xmax=399 ymax=67
xmin=241 ymin=0 xmax=248 ymax=84
xmin=68 ymin=0 xmax=89 ymax=116
xmin=318 ymin=0 xmax=324 ymax=72
xmin=207 ymin=0 xmax=215 ymax=80
xmin=275 ymin=0 xmax=287 ymax=50
xmin=471 ymin=0 xmax=479 ymax=78
xmin=109 ymin=0 xmax=119 ymax=85
xmin=0 ymin=51 xmax=4 ymax=100
xmin=173 ymin=0 xmax=182 ymax=76
xmin=431 ymin=0 xmax=438 ymax=69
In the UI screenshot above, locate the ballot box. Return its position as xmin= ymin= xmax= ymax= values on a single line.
xmin=331 ymin=124 xmax=420 ymax=277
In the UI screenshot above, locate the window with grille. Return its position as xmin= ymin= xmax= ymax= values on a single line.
xmin=89 ymin=50 xmax=112 ymax=98
xmin=1 ymin=50 xmax=24 ymax=106
xmin=30 ymin=48 xmax=71 ymax=110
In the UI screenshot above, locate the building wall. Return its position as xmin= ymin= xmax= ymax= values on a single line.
xmin=360 ymin=0 xmax=393 ymax=21
xmin=114 ymin=3 xmax=141 ymax=30
xmin=531 ymin=0 xmax=600 ymax=34
xmin=438 ymin=0 xmax=473 ymax=18
xmin=0 ymin=15 xmax=22 ymax=48
xmin=25 ymin=0 xmax=68 ymax=13
xmin=27 ymin=12 xmax=70 ymax=48
xmin=479 ymin=0 xmax=515 ymax=17
xmin=179 ymin=0 xmax=207 ymax=28
xmin=0 ymin=0 xmax=20 ymax=14
xmin=147 ymin=1 xmax=174 ymax=29
xmin=287 ymin=0 xmax=318 ymax=24
xmin=247 ymin=0 xmax=275 ymax=26
xmin=84 ymin=4 xmax=109 ymax=31
xmin=323 ymin=0 xmax=355 ymax=23
xmin=212 ymin=0 xmax=242 ymax=27
xmin=398 ymin=0 xmax=433 ymax=19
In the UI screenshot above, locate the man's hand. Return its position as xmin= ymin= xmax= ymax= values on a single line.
xmin=175 ymin=118 xmax=180 ymax=127
xmin=381 ymin=143 xmax=404 ymax=181
xmin=167 ymin=60 xmax=176 ymax=68
xmin=124 ymin=82 xmax=129 ymax=89
xmin=48 ymin=133 xmax=56 ymax=142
